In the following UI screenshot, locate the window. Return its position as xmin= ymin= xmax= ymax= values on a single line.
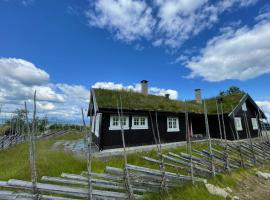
xmin=234 ymin=117 xmax=243 ymax=131
xmin=242 ymin=102 xmax=247 ymax=111
xmin=95 ymin=113 xmax=101 ymax=137
xmin=251 ymin=118 xmax=258 ymax=130
xmin=132 ymin=116 xmax=148 ymax=129
xmin=91 ymin=113 xmax=102 ymax=137
xmin=167 ymin=117 xmax=179 ymax=132
xmin=109 ymin=116 xmax=129 ymax=130
xmin=91 ymin=115 xmax=95 ymax=133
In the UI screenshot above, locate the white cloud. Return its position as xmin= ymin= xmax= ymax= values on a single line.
xmin=256 ymin=100 xmax=270 ymax=119
xmin=255 ymin=8 xmax=270 ymax=22
xmin=185 ymin=20 xmax=270 ymax=81
xmin=36 ymin=102 xmax=55 ymax=111
xmin=149 ymin=87 xmax=178 ymax=99
xmin=0 ymin=58 xmax=49 ymax=86
xmin=0 ymin=58 xmax=63 ymax=103
xmin=57 ymin=84 xmax=89 ymax=102
xmin=0 ymin=59 xmax=179 ymax=122
xmin=92 ymin=82 xmax=129 ymax=90
xmin=0 ymin=58 xmax=88 ymax=122
xmin=86 ymin=0 xmax=155 ymax=42
xmin=92 ymin=81 xmax=178 ymax=99
xmin=86 ymin=0 xmax=257 ymax=48
xmin=22 ymin=0 xmax=34 ymax=6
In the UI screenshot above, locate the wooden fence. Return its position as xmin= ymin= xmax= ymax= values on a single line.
xmin=0 ymin=130 xmax=69 ymax=151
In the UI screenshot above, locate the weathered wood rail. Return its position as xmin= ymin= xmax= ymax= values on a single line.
xmin=0 ymin=139 xmax=270 ymax=199
xmin=0 ymin=134 xmax=27 ymax=151
xmin=0 ymin=130 xmax=70 ymax=151
xmin=1 ymin=93 xmax=270 ymax=199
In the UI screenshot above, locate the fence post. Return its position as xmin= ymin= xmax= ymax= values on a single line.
xmin=1 ymin=139 xmax=4 ymax=150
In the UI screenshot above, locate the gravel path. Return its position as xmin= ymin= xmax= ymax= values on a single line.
xmin=234 ymin=172 xmax=270 ymax=200
xmin=52 ymin=139 xmax=99 ymax=155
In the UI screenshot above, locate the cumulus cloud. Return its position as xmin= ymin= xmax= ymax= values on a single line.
xmin=0 ymin=58 xmax=49 ymax=86
xmin=0 ymin=58 xmax=64 ymax=103
xmin=0 ymin=58 xmax=88 ymax=122
xmin=184 ymin=20 xmax=270 ymax=81
xmin=256 ymin=101 xmax=270 ymax=119
xmin=86 ymin=0 xmax=257 ymax=48
xmin=0 ymin=58 xmax=179 ymax=122
xmin=92 ymin=81 xmax=178 ymax=99
xmin=86 ymin=0 xmax=155 ymax=42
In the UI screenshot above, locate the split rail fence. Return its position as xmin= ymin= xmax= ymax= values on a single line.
xmin=1 ymin=93 xmax=270 ymax=200
xmin=0 ymin=130 xmax=70 ymax=151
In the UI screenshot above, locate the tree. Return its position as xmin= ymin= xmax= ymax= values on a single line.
xmin=4 ymin=109 xmax=49 ymax=135
xmin=227 ymin=86 xmax=243 ymax=95
xmin=219 ymin=86 xmax=244 ymax=96
xmin=5 ymin=109 xmax=27 ymax=135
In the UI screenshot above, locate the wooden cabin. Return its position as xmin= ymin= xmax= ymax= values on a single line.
xmin=88 ymin=83 xmax=266 ymax=150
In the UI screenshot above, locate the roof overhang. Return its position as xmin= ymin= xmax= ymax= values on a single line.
xmin=228 ymin=93 xmax=266 ymax=118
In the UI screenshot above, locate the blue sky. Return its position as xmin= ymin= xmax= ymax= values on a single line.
xmin=0 ymin=0 xmax=270 ymax=120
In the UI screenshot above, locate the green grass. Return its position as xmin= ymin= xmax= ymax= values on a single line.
xmin=0 ymin=136 xmax=223 ymax=181
xmin=145 ymin=163 xmax=270 ymax=200
xmin=144 ymin=183 xmax=224 ymax=200
xmin=1 ymin=132 xmax=270 ymax=199
xmin=0 ymin=132 xmax=87 ymax=181
xmin=94 ymin=88 xmax=244 ymax=113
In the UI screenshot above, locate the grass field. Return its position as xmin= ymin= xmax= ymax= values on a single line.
xmin=0 ymin=131 xmax=270 ymax=199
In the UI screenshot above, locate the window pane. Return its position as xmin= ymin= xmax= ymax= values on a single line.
xmin=120 ymin=117 xmax=126 ymax=126
xmin=235 ymin=117 xmax=242 ymax=131
xmin=113 ymin=117 xmax=118 ymax=126
xmin=134 ymin=117 xmax=139 ymax=125
xmin=167 ymin=117 xmax=179 ymax=131
xmin=252 ymin=118 xmax=258 ymax=129
xmin=140 ymin=117 xmax=145 ymax=125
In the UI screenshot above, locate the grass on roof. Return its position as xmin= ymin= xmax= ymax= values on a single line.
xmin=94 ymin=89 xmax=244 ymax=114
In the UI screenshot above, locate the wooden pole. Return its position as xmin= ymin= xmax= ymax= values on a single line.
xmin=256 ymin=114 xmax=264 ymax=143
xmin=203 ymin=100 xmax=215 ymax=176
xmin=10 ymin=114 xmax=13 ymax=135
xmin=117 ymin=97 xmax=134 ymax=200
xmin=256 ymin=114 xmax=267 ymax=164
xmin=257 ymin=108 xmax=270 ymax=143
xmin=219 ymin=101 xmax=230 ymax=171
xmin=231 ymin=105 xmax=245 ymax=168
xmin=81 ymin=108 xmax=93 ymax=200
xmin=24 ymin=91 xmax=38 ymax=199
xmin=243 ymin=111 xmax=256 ymax=165
xmin=185 ymin=101 xmax=194 ymax=184
xmin=265 ymin=118 xmax=270 ymax=143
xmin=155 ymin=111 xmax=168 ymax=192
xmin=148 ymin=111 xmax=159 ymax=151
xmin=216 ymin=99 xmax=223 ymax=141
xmin=220 ymin=102 xmax=226 ymax=142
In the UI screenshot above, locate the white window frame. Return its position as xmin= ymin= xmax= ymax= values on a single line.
xmin=109 ymin=115 xmax=129 ymax=130
xmin=131 ymin=116 xmax=148 ymax=129
xmin=91 ymin=115 xmax=95 ymax=133
xmin=242 ymin=102 xmax=247 ymax=111
xmin=94 ymin=113 xmax=101 ymax=137
xmin=234 ymin=117 xmax=243 ymax=131
xmin=251 ymin=118 xmax=258 ymax=130
xmin=167 ymin=117 xmax=180 ymax=132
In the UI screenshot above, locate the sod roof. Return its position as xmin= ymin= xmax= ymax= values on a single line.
xmin=93 ymin=88 xmax=245 ymax=114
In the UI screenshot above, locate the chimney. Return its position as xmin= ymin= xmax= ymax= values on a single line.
xmin=165 ymin=93 xmax=170 ymax=99
xmin=195 ymin=89 xmax=202 ymax=104
xmin=141 ymin=80 xmax=148 ymax=95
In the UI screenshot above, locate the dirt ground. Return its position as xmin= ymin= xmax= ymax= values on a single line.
xmin=233 ymin=172 xmax=270 ymax=200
